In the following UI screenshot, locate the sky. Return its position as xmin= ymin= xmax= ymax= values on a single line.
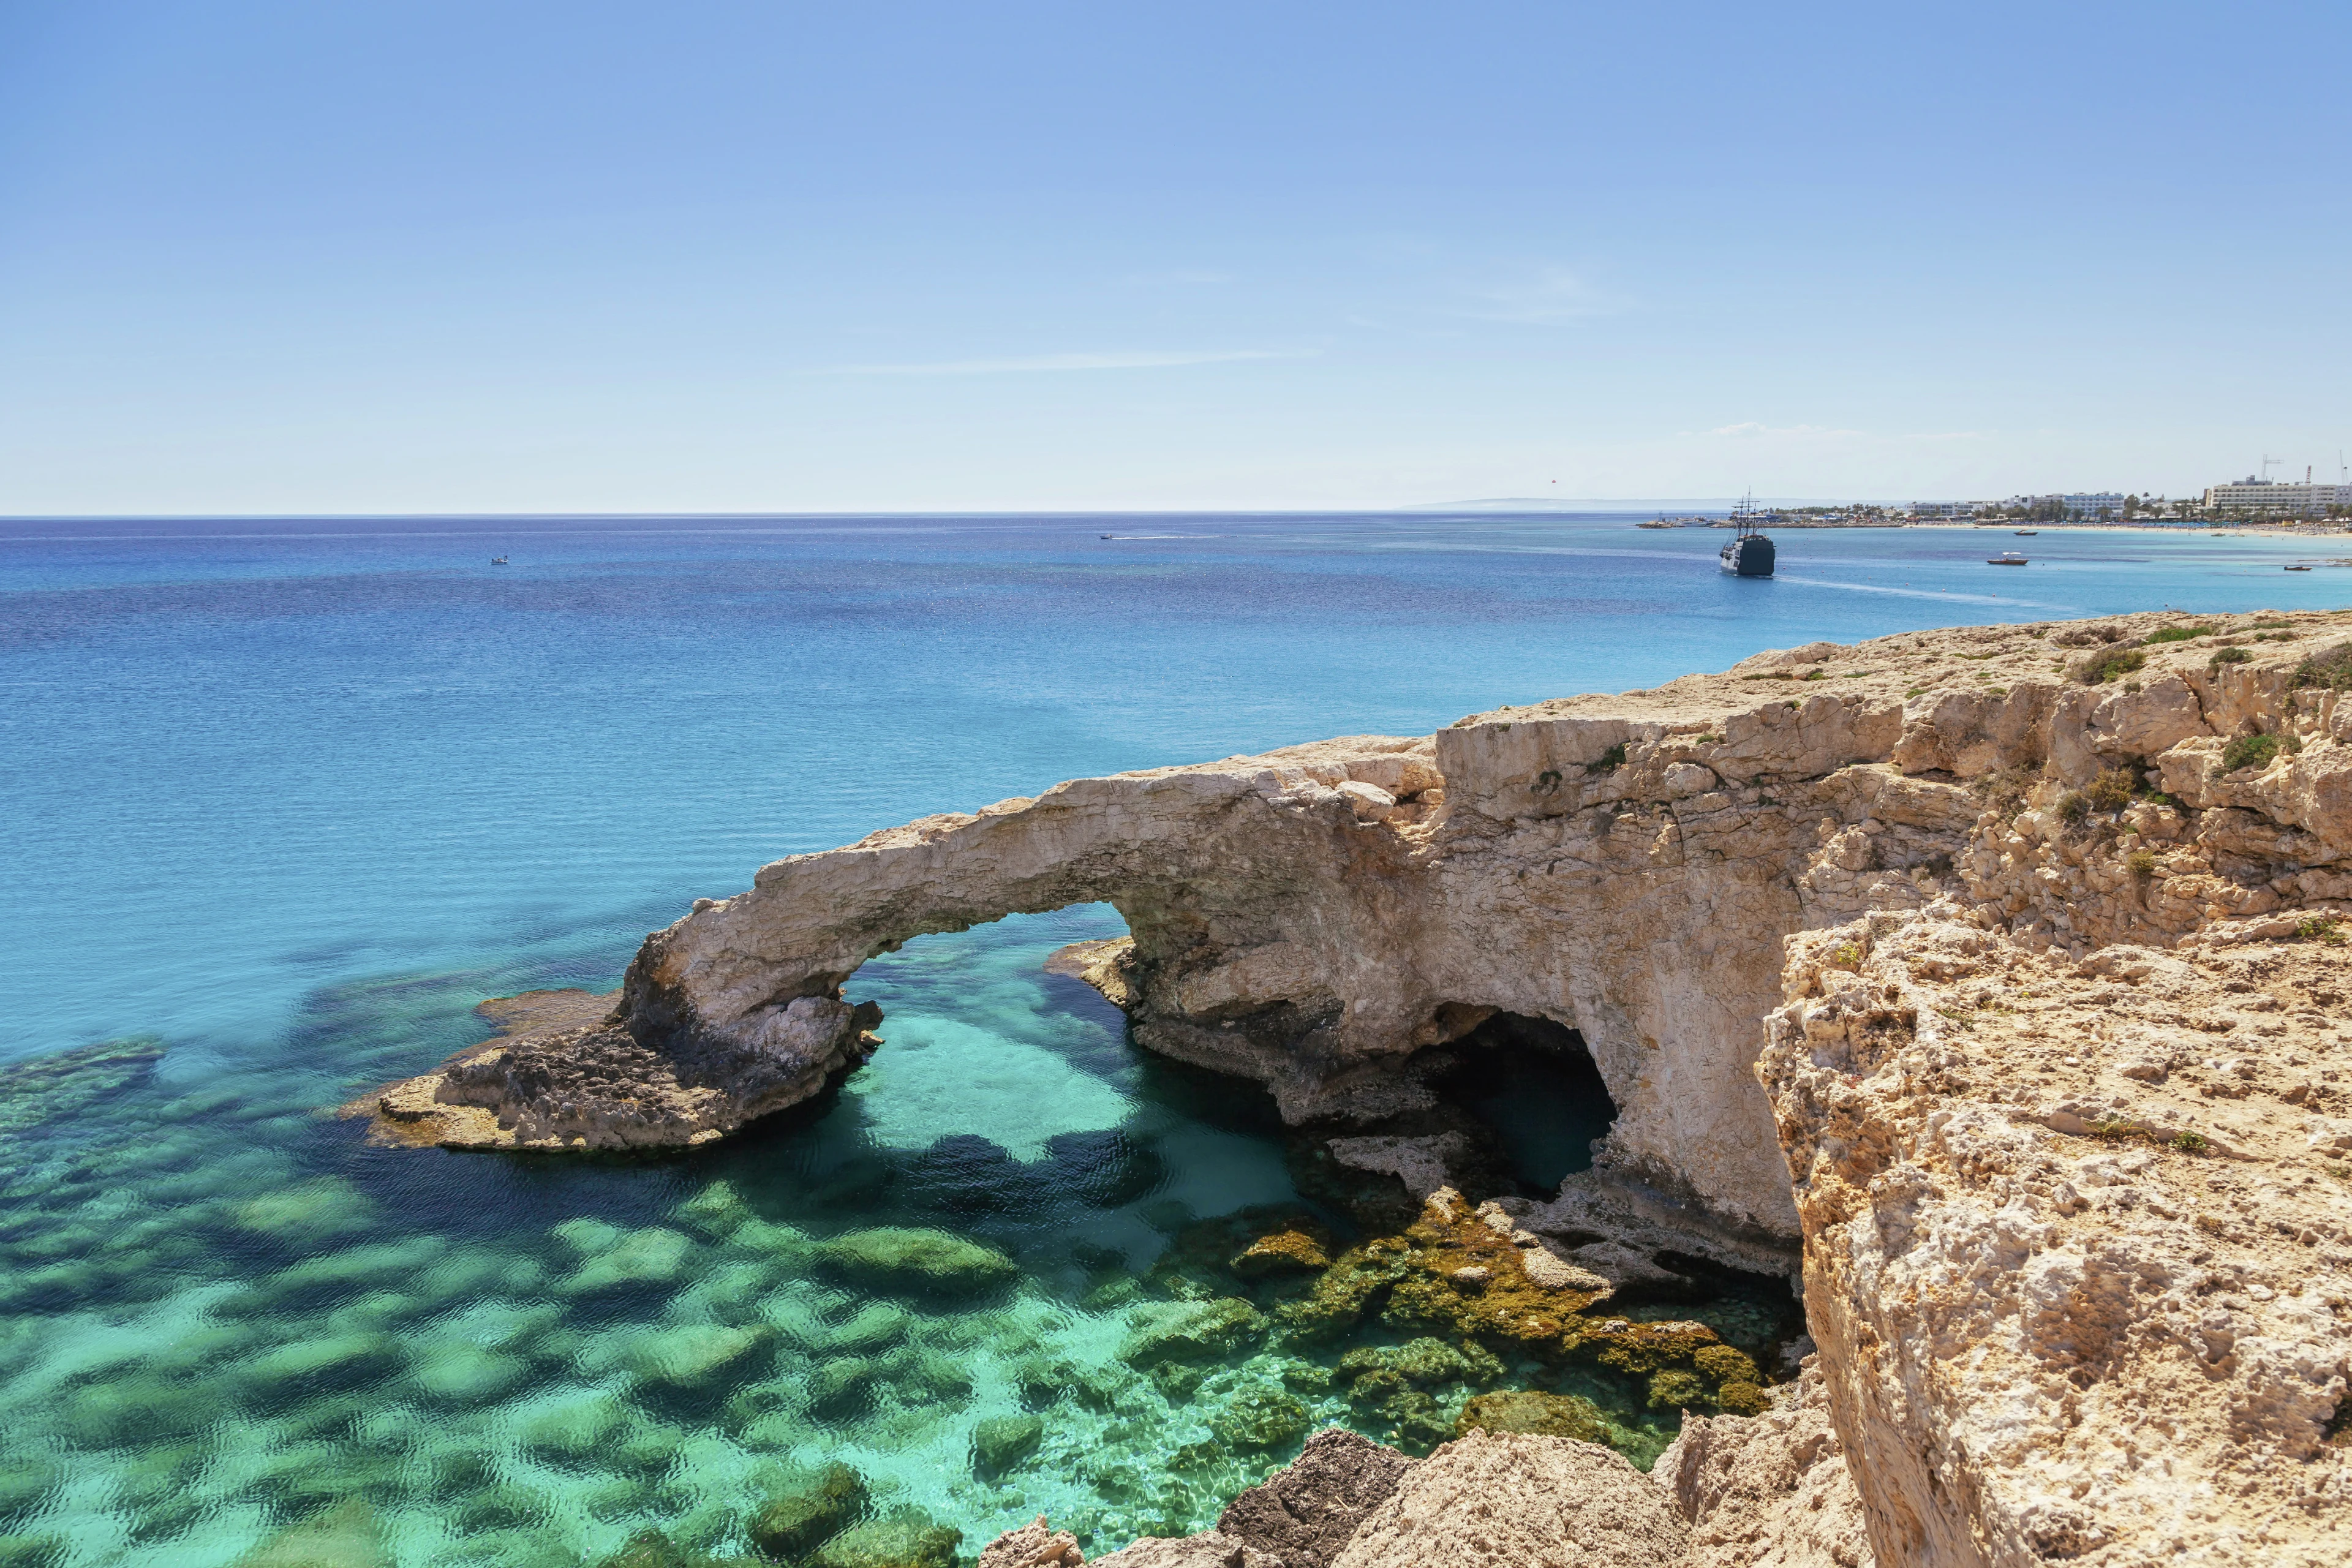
xmin=1 ymin=0 xmax=2347 ymax=514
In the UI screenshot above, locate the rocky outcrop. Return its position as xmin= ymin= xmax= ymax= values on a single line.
xmin=1655 ymin=1360 xmax=1874 ymax=1568
xmin=995 ymin=1425 xmax=1691 ymax=1568
xmin=1209 ymin=1428 xmax=1413 ymax=1568
xmin=1760 ymin=906 xmax=2352 ymax=1566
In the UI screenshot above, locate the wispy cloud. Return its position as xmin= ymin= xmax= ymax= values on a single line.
xmin=827 ymin=349 xmax=1308 ymax=376
xmin=1120 ymin=268 xmax=1235 ymax=287
xmin=1455 ymin=266 xmax=1619 ymax=323
xmin=1692 ymin=421 xmax=1867 ymax=439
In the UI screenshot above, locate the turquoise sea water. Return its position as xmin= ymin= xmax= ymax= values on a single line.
xmin=1 ymin=513 xmax=2342 ymax=1566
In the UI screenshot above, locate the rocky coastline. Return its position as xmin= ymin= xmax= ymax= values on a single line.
xmin=366 ymin=606 xmax=2352 ymax=1564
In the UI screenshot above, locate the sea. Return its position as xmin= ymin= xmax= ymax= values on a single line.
xmin=0 ymin=511 xmax=2339 ymax=1566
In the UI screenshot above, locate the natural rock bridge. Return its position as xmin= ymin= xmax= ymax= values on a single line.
xmin=371 ymin=611 xmax=2352 ymax=1249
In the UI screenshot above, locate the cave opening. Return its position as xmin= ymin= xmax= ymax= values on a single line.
xmin=1428 ymin=1010 xmax=1619 ymax=1195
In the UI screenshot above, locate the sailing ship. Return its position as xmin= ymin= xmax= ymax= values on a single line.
xmin=1719 ymin=493 xmax=1775 ymax=576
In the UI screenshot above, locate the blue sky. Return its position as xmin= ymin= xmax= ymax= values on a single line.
xmin=2 ymin=1 xmax=2346 ymax=513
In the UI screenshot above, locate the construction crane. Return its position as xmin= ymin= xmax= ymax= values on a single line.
xmin=2262 ymin=453 xmax=2285 ymax=481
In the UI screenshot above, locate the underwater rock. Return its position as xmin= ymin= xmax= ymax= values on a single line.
xmin=971 ymin=1412 xmax=1045 ymax=1477
xmin=230 ymin=1498 xmax=390 ymax=1567
xmin=977 ymin=1515 xmax=1084 ymax=1568
xmin=813 ymin=1227 xmax=1019 ymax=1301
xmin=1208 ymin=1388 xmax=1311 ymax=1452
xmin=823 ymin=1302 xmax=912 ymax=1355
xmin=1455 ymin=1389 xmax=1611 ymax=1444
xmin=0 ymin=1036 xmax=162 ymax=1137
xmin=407 ymin=1342 xmax=529 ymax=1403
xmin=748 ymin=1463 xmax=868 ymax=1561
xmin=1119 ymin=1297 xmax=1267 ymax=1368
xmin=676 ymin=1180 xmax=754 ymax=1239
xmin=635 ymin=1324 xmax=766 ymax=1384
xmin=809 ymin=1517 xmax=961 ymax=1568
xmin=595 ymin=1531 xmax=762 ymax=1568
xmin=1213 ymin=1427 xmax=1412 ymax=1568
xmin=1328 ymin=1430 xmax=1686 ymax=1568
xmin=233 ymin=1177 xmax=376 ymax=1244
xmin=563 ymin=1227 xmax=696 ymax=1292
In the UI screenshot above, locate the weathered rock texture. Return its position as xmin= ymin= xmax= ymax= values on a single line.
xmin=1762 ymin=906 xmax=2352 ymax=1565
xmin=1211 ymin=1428 xmax=1414 ymax=1568
xmin=1655 ymin=1360 xmax=1874 ymax=1568
xmin=993 ymin=1427 xmax=1689 ymax=1568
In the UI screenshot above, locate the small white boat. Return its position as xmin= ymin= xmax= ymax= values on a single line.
xmin=490 ymin=556 xmax=510 ymax=565
xmin=2286 ymin=564 xmax=2314 ymax=571
xmin=2014 ymin=530 xmax=2037 ymax=536
xmin=1986 ymin=552 xmax=2028 ymax=566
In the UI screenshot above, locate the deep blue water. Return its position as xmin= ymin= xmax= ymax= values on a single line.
xmin=0 ymin=512 xmax=2340 ymax=1566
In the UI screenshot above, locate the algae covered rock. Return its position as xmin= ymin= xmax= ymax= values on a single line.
xmin=809 ymin=1517 xmax=960 ymax=1568
xmin=564 ymin=1227 xmax=697 ymax=1292
xmin=1455 ymin=1389 xmax=1610 ymax=1444
xmin=971 ymin=1412 xmax=1044 ymax=1477
xmin=813 ymin=1228 xmax=1019 ymax=1300
xmin=1230 ymin=1222 xmax=1331 ymax=1276
xmin=1210 ymin=1387 xmax=1311 ymax=1451
xmin=1120 ymin=1297 xmax=1267 ymax=1368
xmin=748 ymin=1462 xmax=867 ymax=1561
xmin=234 ymin=1177 xmax=376 ymax=1243
xmin=231 ymin=1498 xmax=390 ymax=1567
xmin=1646 ymin=1369 xmax=1707 ymax=1411
xmin=597 ymin=1531 xmax=762 ymax=1567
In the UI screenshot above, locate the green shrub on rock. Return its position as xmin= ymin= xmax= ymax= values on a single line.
xmin=2072 ymin=646 xmax=2146 ymax=685
xmin=2221 ymin=733 xmax=2288 ymax=773
xmin=2288 ymin=642 xmax=2352 ymax=691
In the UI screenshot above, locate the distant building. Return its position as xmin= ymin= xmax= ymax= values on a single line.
xmin=2202 ymin=478 xmax=2351 ymax=515
xmin=1907 ymin=500 xmax=1986 ymax=519
xmin=2002 ymin=492 xmax=2126 ymax=519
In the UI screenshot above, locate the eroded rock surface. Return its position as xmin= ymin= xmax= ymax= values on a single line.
xmin=1762 ymin=907 xmax=2352 ymax=1566
xmin=1329 ymin=1427 xmax=1689 ymax=1568
xmin=1655 ymin=1360 xmax=1874 ymax=1568
xmin=1212 ymin=1428 xmax=1412 ymax=1568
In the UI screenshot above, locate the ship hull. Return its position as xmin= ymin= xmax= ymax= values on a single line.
xmin=1719 ymin=535 xmax=1775 ymax=576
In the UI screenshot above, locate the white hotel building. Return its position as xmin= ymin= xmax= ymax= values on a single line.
xmin=2201 ymin=479 xmax=2351 ymax=515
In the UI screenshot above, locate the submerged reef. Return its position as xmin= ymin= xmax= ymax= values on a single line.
xmin=345 ymin=608 xmax=2352 ymax=1564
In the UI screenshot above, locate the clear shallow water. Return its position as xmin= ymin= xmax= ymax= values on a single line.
xmin=0 ymin=513 xmax=2342 ymax=1565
